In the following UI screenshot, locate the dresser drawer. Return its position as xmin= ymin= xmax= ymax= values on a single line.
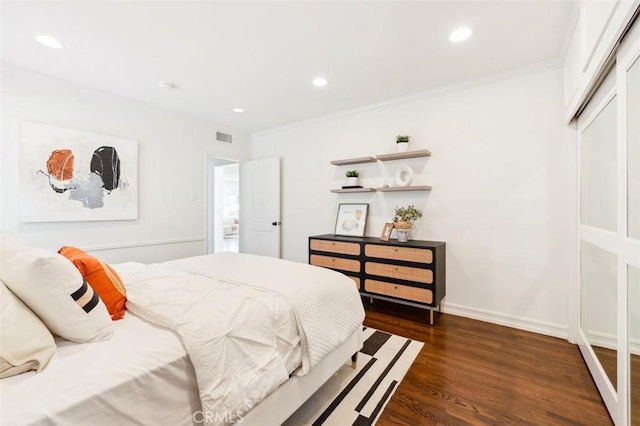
xmin=310 ymin=239 xmax=361 ymax=256
xmin=365 ymin=279 xmax=433 ymax=304
xmin=365 ymin=261 xmax=432 ymax=284
xmin=364 ymin=244 xmax=432 ymax=264
xmin=310 ymin=254 xmax=361 ymax=273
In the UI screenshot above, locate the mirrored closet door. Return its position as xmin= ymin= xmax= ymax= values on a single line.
xmin=577 ymin=16 xmax=640 ymax=425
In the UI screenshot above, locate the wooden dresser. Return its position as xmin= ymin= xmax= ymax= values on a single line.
xmin=309 ymin=234 xmax=446 ymax=325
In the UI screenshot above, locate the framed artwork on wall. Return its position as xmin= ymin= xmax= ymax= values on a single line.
xmin=334 ymin=203 xmax=368 ymax=237
xmin=19 ymin=121 xmax=138 ymax=222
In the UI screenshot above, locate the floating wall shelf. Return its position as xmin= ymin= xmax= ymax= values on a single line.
xmin=330 ymin=186 xmax=432 ymax=193
xmin=376 ymin=185 xmax=432 ymax=192
xmin=331 ymin=150 xmax=431 ymax=165
xmin=375 ymin=149 xmax=431 ymax=161
xmin=330 ymin=188 xmax=377 ymax=193
xmin=331 ymin=149 xmax=433 ymax=194
xmin=330 ymin=156 xmax=377 ymax=166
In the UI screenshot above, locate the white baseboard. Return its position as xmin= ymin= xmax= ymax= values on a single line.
xmin=442 ymin=302 xmax=569 ymax=340
xmin=587 ymin=330 xmax=640 ymax=355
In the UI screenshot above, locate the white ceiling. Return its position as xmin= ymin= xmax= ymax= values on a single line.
xmin=1 ymin=1 xmax=575 ymax=134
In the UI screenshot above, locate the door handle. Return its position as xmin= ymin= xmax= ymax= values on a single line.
xmin=272 ymin=221 xmax=281 ymax=226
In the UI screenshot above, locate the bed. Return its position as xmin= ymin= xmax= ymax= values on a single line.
xmin=0 ymin=248 xmax=365 ymax=425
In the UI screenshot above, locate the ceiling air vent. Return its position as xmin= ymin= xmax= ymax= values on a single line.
xmin=216 ymin=131 xmax=232 ymax=143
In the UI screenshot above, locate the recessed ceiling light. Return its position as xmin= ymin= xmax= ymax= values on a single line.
xmin=312 ymin=77 xmax=328 ymax=87
xmin=157 ymin=81 xmax=177 ymax=91
xmin=232 ymin=108 xmax=245 ymax=113
xmin=449 ymin=27 xmax=472 ymax=43
xmin=35 ymin=35 xmax=64 ymax=49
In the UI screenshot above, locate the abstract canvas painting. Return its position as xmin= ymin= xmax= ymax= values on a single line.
xmin=19 ymin=121 xmax=138 ymax=222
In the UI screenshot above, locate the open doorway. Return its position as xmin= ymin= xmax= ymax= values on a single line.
xmin=206 ymin=157 xmax=240 ymax=253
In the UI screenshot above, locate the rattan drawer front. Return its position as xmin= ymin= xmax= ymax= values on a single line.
xmin=310 ymin=255 xmax=361 ymax=273
xmin=348 ymin=276 xmax=361 ymax=290
xmin=365 ymin=279 xmax=433 ymax=304
xmin=310 ymin=239 xmax=361 ymax=256
xmin=365 ymin=262 xmax=433 ymax=284
xmin=364 ymin=244 xmax=432 ymax=264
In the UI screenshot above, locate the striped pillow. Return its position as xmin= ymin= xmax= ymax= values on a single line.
xmin=0 ymin=238 xmax=112 ymax=343
xmin=59 ymin=246 xmax=126 ymax=320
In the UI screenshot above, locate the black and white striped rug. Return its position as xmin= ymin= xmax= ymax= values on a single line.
xmin=284 ymin=327 xmax=424 ymax=426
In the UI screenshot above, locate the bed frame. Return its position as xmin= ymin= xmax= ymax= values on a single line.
xmin=242 ymin=327 xmax=362 ymax=425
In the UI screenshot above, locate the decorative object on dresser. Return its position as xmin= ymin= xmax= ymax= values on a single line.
xmin=392 ymin=205 xmax=423 ymax=242
xmin=333 ymin=203 xmax=368 ymax=237
xmin=309 ymin=235 xmax=446 ymax=325
xmin=380 ymin=223 xmax=394 ymax=242
xmin=395 ymin=134 xmax=410 ymax=152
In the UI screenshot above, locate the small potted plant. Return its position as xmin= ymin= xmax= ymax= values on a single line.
xmin=392 ymin=204 xmax=422 ymax=242
xmin=345 ymin=170 xmax=359 ymax=186
xmin=396 ymin=134 xmax=410 ymax=153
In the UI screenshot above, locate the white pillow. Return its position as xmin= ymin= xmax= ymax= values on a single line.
xmin=0 ymin=280 xmax=56 ymax=378
xmin=0 ymin=240 xmax=113 ymax=343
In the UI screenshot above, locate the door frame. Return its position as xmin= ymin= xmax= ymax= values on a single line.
xmin=204 ymin=154 xmax=240 ymax=254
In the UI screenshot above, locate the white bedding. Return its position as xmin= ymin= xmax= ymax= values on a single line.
xmin=0 ymin=313 xmax=201 ymax=425
xmin=0 ymin=252 xmax=365 ymax=425
xmin=120 ymin=252 xmax=365 ymax=423
xmin=169 ymin=253 xmax=365 ymax=372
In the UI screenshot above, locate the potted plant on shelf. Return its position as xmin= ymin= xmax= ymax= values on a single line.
xmin=396 ymin=134 xmax=411 ymax=153
xmin=345 ymin=170 xmax=359 ymax=186
xmin=392 ymin=204 xmax=422 ymax=242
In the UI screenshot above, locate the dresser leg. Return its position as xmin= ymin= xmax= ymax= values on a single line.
xmin=428 ymin=305 xmax=441 ymax=326
xmin=369 ymin=296 xmax=373 ymax=304
xmin=351 ymin=352 xmax=358 ymax=369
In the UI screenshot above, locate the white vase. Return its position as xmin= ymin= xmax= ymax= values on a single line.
xmin=396 ymin=142 xmax=409 ymax=153
xmin=347 ymin=177 xmax=358 ymax=186
xmin=396 ymin=229 xmax=410 ymax=242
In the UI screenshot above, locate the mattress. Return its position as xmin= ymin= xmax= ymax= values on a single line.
xmin=0 ymin=308 xmax=301 ymax=425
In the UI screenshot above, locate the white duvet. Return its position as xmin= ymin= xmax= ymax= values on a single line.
xmin=117 ymin=252 xmax=364 ymax=423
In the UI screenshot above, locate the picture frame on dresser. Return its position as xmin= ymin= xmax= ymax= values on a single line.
xmin=380 ymin=223 xmax=394 ymax=241
xmin=333 ymin=203 xmax=368 ymax=237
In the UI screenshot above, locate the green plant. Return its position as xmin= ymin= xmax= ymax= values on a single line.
xmin=393 ymin=205 xmax=422 ymax=223
xmin=345 ymin=170 xmax=359 ymax=178
xmin=396 ymin=134 xmax=411 ymax=143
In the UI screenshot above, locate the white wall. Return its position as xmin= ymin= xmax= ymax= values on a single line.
xmin=252 ymin=65 xmax=576 ymax=337
xmin=1 ymin=64 xmax=250 ymax=263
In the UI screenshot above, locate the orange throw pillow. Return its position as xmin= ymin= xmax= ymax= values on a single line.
xmin=58 ymin=246 xmax=126 ymax=321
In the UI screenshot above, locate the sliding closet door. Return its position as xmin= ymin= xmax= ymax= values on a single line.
xmin=630 ymin=266 xmax=640 ymax=423
xmin=620 ymin=22 xmax=640 ymax=424
xmin=577 ymin=70 xmax=619 ymax=418
xmin=577 ymin=17 xmax=640 ymax=425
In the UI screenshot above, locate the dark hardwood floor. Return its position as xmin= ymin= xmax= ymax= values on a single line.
xmin=363 ymin=299 xmax=613 ymax=425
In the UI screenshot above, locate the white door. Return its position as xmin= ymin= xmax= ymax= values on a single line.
xmin=240 ymin=157 xmax=281 ymax=257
